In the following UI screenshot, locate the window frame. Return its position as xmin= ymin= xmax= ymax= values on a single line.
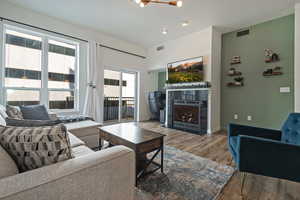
xmin=0 ymin=23 xmax=80 ymax=112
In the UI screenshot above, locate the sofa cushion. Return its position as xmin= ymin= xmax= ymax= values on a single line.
xmin=6 ymin=105 xmax=23 ymax=120
xmin=0 ymin=124 xmax=73 ymax=172
xmin=5 ymin=118 xmax=61 ymax=127
xmin=20 ymin=105 xmax=50 ymax=120
xmin=68 ymin=132 xmax=85 ymax=148
xmin=0 ymin=145 xmax=19 ymax=178
xmin=72 ymin=145 xmax=94 ymax=158
xmin=281 ymin=113 xmax=300 ymax=145
xmin=0 ymin=105 xmax=8 ymax=119
xmin=0 ymin=114 xmax=6 ymax=127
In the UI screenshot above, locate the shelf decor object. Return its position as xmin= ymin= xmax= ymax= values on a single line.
xmin=265 ymin=49 xmax=280 ymax=63
xmin=227 ymin=67 xmax=242 ymax=76
xmin=230 ymin=56 xmax=241 ymax=65
xmin=227 ymin=77 xmax=244 ymax=87
xmin=263 ymin=66 xmax=283 ymax=77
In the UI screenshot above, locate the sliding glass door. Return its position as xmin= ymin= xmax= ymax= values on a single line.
xmin=121 ymin=72 xmax=136 ymax=121
xmin=103 ymin=69 xmax=137 ymax=123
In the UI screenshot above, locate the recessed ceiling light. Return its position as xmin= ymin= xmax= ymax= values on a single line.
xmin=182 ymin=21 xmax=189 ymax=27
xmin=162 ymin=28 xmax=168 ymax=35
xmin=139 ymin=2 xmax=145 ymax=7
xmin=176 ymin=1 xmax=183 ymax=7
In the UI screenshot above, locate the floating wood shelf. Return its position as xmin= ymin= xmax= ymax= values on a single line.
xmin=265 ymin=59 xmax=280 ymax=63
xmin=228 ymin=72 xmax=242 ymax=76
xmin=227 ymin=83 xmax=244 ymax=87
xmin=230 ymin=62 xmax=241 ymax=65
xmin=263 ymin=72 xmax=283 ymax=77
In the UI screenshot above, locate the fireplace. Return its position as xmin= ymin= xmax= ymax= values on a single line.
xmin=167 ymin=89 xmax=208 ymax=134
xmin=173 ymin=101 xmax=200 ymax=124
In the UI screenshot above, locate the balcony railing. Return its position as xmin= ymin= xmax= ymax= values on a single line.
xmin=104 ymin=97 xmax=135 ymax=121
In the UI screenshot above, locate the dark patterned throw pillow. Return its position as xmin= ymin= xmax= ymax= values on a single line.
xmin=0 ymin=124 xmax=73 ymax=172
xmin=6 ymin=105 xmax=23 ymax=120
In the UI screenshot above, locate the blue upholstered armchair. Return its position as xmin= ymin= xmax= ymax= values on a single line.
xmin=228 ymin=113 xmax=300 ymax=183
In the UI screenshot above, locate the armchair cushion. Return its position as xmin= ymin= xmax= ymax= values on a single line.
xmin=238 ymin=135 xmax=300 ymax=182
xmin=228 ymin=123 xmax=282 ymax=140
xmin=281 ymin=113 xmax=300 ymax=145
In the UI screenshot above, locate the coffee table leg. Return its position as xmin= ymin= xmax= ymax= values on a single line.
xmin=161 ymin=139 xmax=164 ymax=173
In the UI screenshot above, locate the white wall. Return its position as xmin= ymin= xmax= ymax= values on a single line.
xmin=146 ymin=26 xmax=222 ymax=133
xmin=210 ymin=28 xmax=222 ymax=133
xmin=295 ymin=3 xmax=300 ymax=112
xmin=0 ymin=1 xmax=151 ymax=121
xmin=147 ymin=27 xmax=212 ymax=73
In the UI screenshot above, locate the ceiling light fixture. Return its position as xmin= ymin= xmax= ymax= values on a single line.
xmin=182 ymin=21 xmax=189 ymax=27
xmin=162 ymin=28 xmax=168 ymax=35
xmin=133 ymin=0 xmax=183 ymax=8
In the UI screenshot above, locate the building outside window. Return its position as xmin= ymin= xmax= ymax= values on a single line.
xmin=1 ymin=25 xmax=79 ymax=111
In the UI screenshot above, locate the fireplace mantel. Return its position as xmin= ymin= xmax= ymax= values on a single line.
xmin=165 ymin=81 xmax=211 ymax=90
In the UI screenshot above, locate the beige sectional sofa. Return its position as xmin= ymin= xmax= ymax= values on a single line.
xmin=0 ymin=132 xmax=136 ymax=200
xmin=65 ymin=120 xmax=102 ymax=149
xmin=0 ymin=105 xmax=135 ymax=199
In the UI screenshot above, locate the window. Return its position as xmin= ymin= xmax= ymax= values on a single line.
xmin=48 ymin=40 xmax=76 ymax=109
xmin=1 ymin=25 xmax=79 ymax=110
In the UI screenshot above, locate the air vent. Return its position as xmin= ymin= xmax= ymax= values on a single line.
xmin=156 ymin=45 xmax=164 ymax=51
xmin=237 ymin=29 xmax=250 ymax=37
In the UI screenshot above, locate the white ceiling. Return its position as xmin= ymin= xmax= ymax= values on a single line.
xmin=4 ymin=0 xmax=299 ymax=47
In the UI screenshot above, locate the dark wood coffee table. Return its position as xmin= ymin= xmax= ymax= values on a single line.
xmin=98 ymin=123 xmax=165 ymax=182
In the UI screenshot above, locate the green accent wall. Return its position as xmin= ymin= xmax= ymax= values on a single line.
xmin=221 ymin=15 xmax=295 ymax=129
xmin=158 ymin=71 xmax=166 ymax=91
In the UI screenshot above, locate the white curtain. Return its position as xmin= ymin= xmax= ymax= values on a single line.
xmin=83 ymin=41 xmax=104 ymax=123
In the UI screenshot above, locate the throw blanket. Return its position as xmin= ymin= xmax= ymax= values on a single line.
xmin=58 ymin=115 xmax=92 ymax=123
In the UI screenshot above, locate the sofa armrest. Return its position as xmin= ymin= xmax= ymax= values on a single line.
xmin=238 ymin=135 xmax=300 ymax=182
xmin=0 ymin=146 xmax=135 ymax=200
xmin=228 ymin=123 xmax=282 ymax=140
xmin=48 ymin=113 xmax=59 ymax=120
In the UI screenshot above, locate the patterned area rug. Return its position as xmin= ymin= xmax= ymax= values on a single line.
xmin=136 ymin=146 xmax=234 ymax=200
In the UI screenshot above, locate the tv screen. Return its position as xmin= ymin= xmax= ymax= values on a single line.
xmin=167 ymin=57 xmax=204 ymax=84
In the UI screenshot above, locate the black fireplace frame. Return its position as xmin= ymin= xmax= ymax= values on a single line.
xmin=167 ymin=90 xmax=208 ymax=134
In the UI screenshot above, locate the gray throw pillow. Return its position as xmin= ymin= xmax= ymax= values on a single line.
xmin=20 ymin=105 xmax=50 ymax=120
xmin=6 ymin=105 xmax=23 ymax=120
xmin=0 ymin=124 xmax=73 ymax=172
xmin=6 ymin=118 xmax=62 ymax=127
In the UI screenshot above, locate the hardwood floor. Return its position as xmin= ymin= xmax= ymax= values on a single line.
xmin=138 ymin=121 xmax=300 ymax=200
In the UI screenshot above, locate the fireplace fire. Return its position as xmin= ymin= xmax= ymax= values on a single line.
xmin=172 ymin=100 xmax=207 ymax=134
xmin=173 ymin=104 xmax=199 ymax=124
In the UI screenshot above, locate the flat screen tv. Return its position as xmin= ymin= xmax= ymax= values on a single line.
xmin=167 ymin=56 xmax=204 ymax=84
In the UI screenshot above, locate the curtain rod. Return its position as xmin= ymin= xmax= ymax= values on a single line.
xmin=99 ymin=44 xmax=146 ymax=59
xmin=0 ymin=17 xmax=146 ymax=59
